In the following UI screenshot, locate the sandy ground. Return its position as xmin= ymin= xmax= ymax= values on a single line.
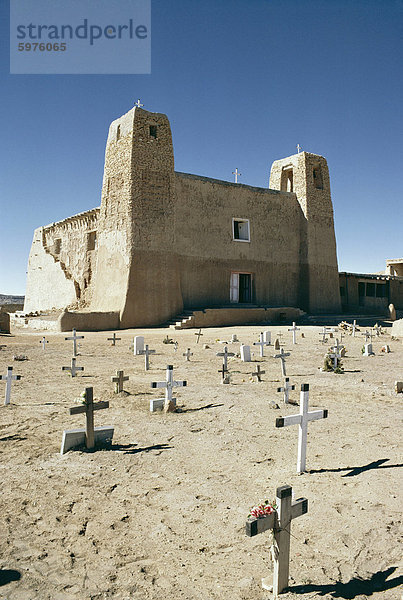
xmin=0 ymin=323 xmax=402 ymax=600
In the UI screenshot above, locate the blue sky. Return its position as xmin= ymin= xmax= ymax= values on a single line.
xmin=0 ymin=0 xmax=402 ymax=295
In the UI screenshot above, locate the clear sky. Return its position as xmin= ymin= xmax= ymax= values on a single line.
xmin=0 ymin=0 xmax=402 ymax=295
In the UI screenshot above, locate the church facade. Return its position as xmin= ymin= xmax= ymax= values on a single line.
xmin=24 ymin=105 xmax=341 ymax=328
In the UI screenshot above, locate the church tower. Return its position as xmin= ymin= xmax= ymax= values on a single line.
xmin=269 ymin=152 xmax=341 ymax=313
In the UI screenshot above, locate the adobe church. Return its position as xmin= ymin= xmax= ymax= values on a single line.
xmin=24 ymin=104 xmax=341 ymax=329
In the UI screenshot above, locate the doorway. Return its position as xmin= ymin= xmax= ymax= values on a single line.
xmin=230 ymin=272 xmax=252 ymax=303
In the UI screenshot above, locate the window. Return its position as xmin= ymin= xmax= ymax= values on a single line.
xmin=230 ymin=272 xmax=252 ymax=303
xmin=233 ymin=218 xmax=250 ymax=242
xmin=54 ymin=238 xmax=61 ymax=254
xmin=281 ymin=168 xmax=293 ymax=192
xmin=366 ymin=283 xmax=375 ymax=297
xmin=116 ymin=125 xmax=121 ymax=141
xmin=149 ymin=125 xmax=158 ymax=139
xmin=313 ymin=166 xmax=323 ymax=189
xmin=376 ymin=283 xmax=386 ymax=298
xmin=87 ymin=231 xmax=97 ymax=251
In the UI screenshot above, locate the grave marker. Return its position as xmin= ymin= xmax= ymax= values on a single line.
xmin=39 ymin=336 xmax=48 ymax=350
xmin=288 ymin=322 xmax=300 ymax=344
xmin=273 ymin=348 xmax=290 ymax=377
xmin=231 ymin=334 xmax=239 ymax=343
xmin=1 ymin=366 xmax=21 ymax=406
xmin=139 ymin=344 xmax=156 ymax=370
xmin=218 ymin=363 xmax=228 ymax=380
xmin=253 ymin=332 xmax=271 ymax=357
xmin=363 ymin=330 xmax=373 ymax=343
xmin=107 ymin=332 xmax=121 ymax=346
xmin=277 ymin=377 xmax=295 ymax=404
xmin=216 ymin=346 xmax=235 ymax=371
xmin=111 ymin=370 xmax=129 ymax=393
xmin=62 ymin=357 xmax=84 ymax=378
xmin=64 ymin=329 xmax=84 ymax=357
xmin=352 ymin=319 xmax=357 ymax=337
xmin=150 ymin=365 xmax=187 ymax=412
xmin=183 ymin=348 xmax=193 ymax=362
xmin=246 ymin=484 xmax=308 ymax=596
xmin=240 ymin=344 xmax=251 ymax=362
xmin=194 ymin=329 xmax=203 ymax=343
xmin=363 ymin=343 xmax=374 ymax=356
xmin=328 ymin=341 xmax=342 ymax=369
xmin=61 ymin=387 xmax=113 ymax=454
xmin=263 ymin=330 xmax=272 ymax=344
xmin=276 ymin=383 xmax=328 ymax=473
xmin=274 ymin=338 xmax=280 ymax=350
xmin=319 ymin=326 xmax=335 ymax=343
xmin=250 ymin=364 xmax=265 ymax=382
xmin=133 ymin=336 xmax=144 ymax=355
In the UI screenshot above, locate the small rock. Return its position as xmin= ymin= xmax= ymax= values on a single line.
xmin=203 ymin=344 xmax=210 ymax=349
xmin=269 ymin=401 xmax=280 ymax=409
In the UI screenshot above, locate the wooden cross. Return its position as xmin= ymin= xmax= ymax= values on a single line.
xmin=1 ymin=366 xmax=21 ymax=406
xmin=273 ymin=348 xmax=290 ymax=377
xmin=62 ymin=357 xmax=84 ymax=378
xmin=253 ymin=332 xmax=271 ymax=357
xmin=69 ymin=387 xmax=109 ymax=449
xmin=319 ymin=326 xmax=335 ymax=343
xmin=250 ymin=364 xmax=265 ymax=382
xmin=173 ymin=341 xmax=178 ymax=353
xmin=151 ymin=365 xmax=187 ymax=412
xmin=134 ymin=99 xmax=144 ymax=108
xmin=352 ymin=319 xmax=357 ymax=337
xmin=107 ymin=332 xmax=121 ymax=346
xmin=39 ymin=336 xmax=48 ymax=350
xmin=328 ymin=341 xmax=342 ymax=369
xmin=363 ymin=329 xmax=373 ymax=343
xmin=218 ymin=363 xmax=228 ymax=380
xmin=139 ymin=344 xmax=156 ymax=371
xmin=232 ymin=167 xmax=241 ymax=183
xmin=194 ymin=329 xmax=203 ymax=343
xmin=277 ymin=377 xmax=295 ymax=404
xmin=288 ymin=322 xmax=300 ymax=345
xmin=111 ymin=370 xmax=129 ymax=393
xmin=183 ymin=348 xmax=193 ymax=362
xmin=216 ymin=346 xmax=235 ymax=370
xmin=64 ymin=329 xmax=84 ymax=357
xmin=296 ymin=143 xmax=302 ymax=153
xmin=373 ymin=324 xmax=382 ymax=337
xmin=276 ymin=383 xmax=328 ymax=473
xmin=246 ymin=484 xmax=308 ymax=595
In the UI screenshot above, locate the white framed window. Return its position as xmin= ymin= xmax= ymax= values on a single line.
xmin=232 ymin=218 xmax=250 ymax=242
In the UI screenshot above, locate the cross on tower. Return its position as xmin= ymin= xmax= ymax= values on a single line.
xmin=134 ymin=99 xmax=144 ymax=108
xmin=64 ymin=329 xmax=84 ymax=357
xmin=288 ymin=322 xmax=300 ymax=345
xmin=139 ymin=344 xmax=156 ymax=371
xmin=246 ymin=484 xmax=308 ymax=595
xmin=111 ymin=370 xmax=129 ymax=393
xmin=276 ymin=383 xmax=328 ymax=473
xmin=216 ymin=346 xmax=235 ymax=371
xmin=194 ymin=329 xmax=203 ymax=343
xmin=39 ymin=336 xmax=48 ymax=350
xmin=296 ymin=143 xmax=302 ymax=153
xmin=232 ymin=168 xmax=241 ymax=183
xmin=62 ymin=357 xmax=84 ymax=378
xmin=253 ymin=332 xmax=271 ymax=357
xmin=1 ymin=366 xmax=21 ymax=405
xmin=183 ymin=348 xmax=193 ymax=362
xmin=151 ymin=365 xmax=187 ymax=412
xmin=107 ymin=332 xmax=121 ymax=346
xmin=273 ymin=348 xmax=290 ymax=377
xmin=67 ymin=387 xmax=110 ymax=450
xmin=250 ymin=364 xmax=265 ymax=382
xmin=277 ymin=377 xmax=296 ymax=404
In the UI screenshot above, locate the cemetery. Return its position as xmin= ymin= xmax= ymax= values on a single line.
xmin=0 ymin=321 xmax=402 ymax=599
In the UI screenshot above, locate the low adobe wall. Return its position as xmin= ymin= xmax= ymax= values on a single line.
xmin=176 ymin=307 xmax=305 ymax=329
xmin=0 ymin=311 xmax=10 ymax=334
xmin=58 ymin=310 xmax=120 ymax=332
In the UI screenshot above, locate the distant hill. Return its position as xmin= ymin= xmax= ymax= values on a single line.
xmin=0 ymin=294 xmax=25 ymax=306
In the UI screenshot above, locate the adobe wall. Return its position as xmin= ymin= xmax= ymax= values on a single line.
xmin=174 ymin=173 xmax=306 ymax=309
xmin=0 ymin=310 xmax=10 ymax=334
xmin=339 ymin=272 xmax=403 ymax=314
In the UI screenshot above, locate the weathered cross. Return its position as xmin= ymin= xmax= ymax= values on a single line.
xmin=296 ymin=143 xmax=302 ymax=153
xmin=64 ymin=329 xmax=84 ymax=357
xmin=232 ymin=167 xmax=241 ymax=183
xmin=276 ymin=383 xmax=328 ymax=473
xmin=273 ymin=348 xmax=290 ymax=377
xmin=246 ymin=484 xmax=308 ymax=595
xmin=111 ymin=370 xmax=129 ymax=393
xmin=288 ymin=322 xmax=300 ymax=345
xmin=107 ymin=332 xmax=121 ymax=346
xmin=68 ymin=387 xmax=109 ymax=449
xmin=139 ymin=344 xmax=156 ymax=371
xmin=134 ymin=99 xmax=144 ymax=108
xmin=253 ymin=332 xmax=271 ymax=357
xmin=62 ymin=357 xmax=84 ymax=378
xmin=39 ymin=336 xmax=48 ymax=350
xmin=363 ymin=329 xmax=373 ymax=343
xmin=194 ymin=329 xmax=203 ymax=343
xmin=319 ymin=326 xmax=335 ymax=343
xmin=183 ymin=348 xmax=193 ymax=362
xmin=151 ymin=365 xmax=187 ymax=412
xmin=328 ymin=341 xmax=342 ymax=369
xmin=250 ymin=364 xmax=265 ymax=382
xmin=277 ymin=377 xmax=296 ymax=404
xmin=216 ymin=346 xmax=235 ymax=371
xmin=1 ymin=366 xmax=21 ymax=406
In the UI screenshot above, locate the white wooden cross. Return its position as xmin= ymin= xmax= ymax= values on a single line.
xmin=68 ymin=387 xmax=110 ymax=450
xmin=62 ymin=357 xmax=84 ymax=378
xmin=232 ymin=167 xmax=241 ymax=183
xmin=273 ymin=348 xmax=290 ymax=377
xmin=151 ymin=365 xmax=187 ymax=412
xmin=253 ymin=332 xmax=271 ymax=357
xmin=328 ymin=340 xmax=342 ymax=369
xmin=319 ymin=326 xmax=335 ymax=343
xmin=39 ymin=336 xmax=48 ymax=350
xmin=276 ymin=383 xmax=328 ymax=473
xmin=296 ymin=143 xmax=302 ymax=153
xmin=363 ymin=330 xmax=373 ymax=343
xmin=250 ymin=364 xmax=265 ymax=382
xmin=216 ymin=346 xmax=235 ymax=371
xmin=139 ymin=344 xmax=156 ymax=371
xmin=111 ymin=370 xmax=129 ymax=393
xmin=134 ymin=99 xmax=144 ymax=108
xmin=288 ymin=322 xmax=300 ymax=345
xmin=64 ymin=329 xmax=84 ymax=357
xmin=107 ymin=332 xmax=121 ymax=346
xmin=194 ymin=329 xmax=203 ymax=343
xmin=246 ymin=484 xmax=308 ymax=595
xmin=277 ymin=377 xmax=295 ymax=404
xmin=183 ymin=348 xmax=193 ymax=362
xmin=1 ymin=366 xmax=21 ymax=406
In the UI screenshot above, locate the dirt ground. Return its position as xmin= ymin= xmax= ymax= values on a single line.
xmin=0 ymin=322 xmax=402 ymax=600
